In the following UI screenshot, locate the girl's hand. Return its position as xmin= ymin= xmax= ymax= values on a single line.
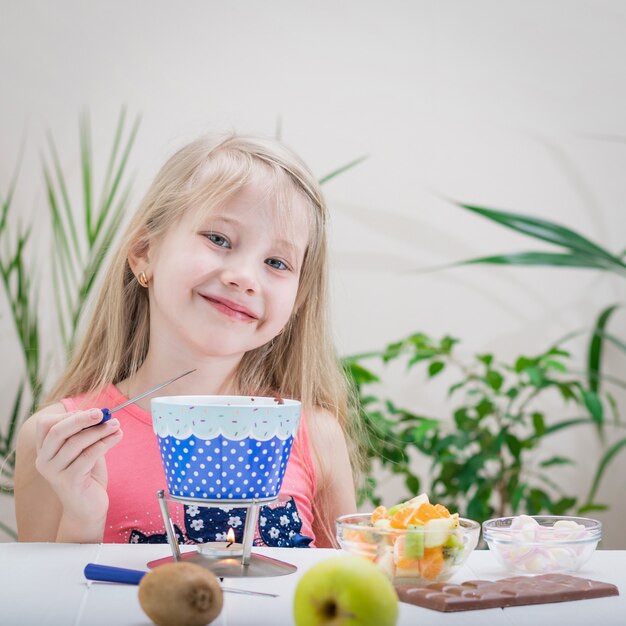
xmin=34 ymin=408 xmax=123 ymax=530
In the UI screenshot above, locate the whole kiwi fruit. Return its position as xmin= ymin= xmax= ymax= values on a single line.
xmin=138 ymin=562 xmax=223 ymax=626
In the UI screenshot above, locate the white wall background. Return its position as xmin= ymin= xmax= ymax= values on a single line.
xmin=1 ymin=0 xmax=625 ymax=547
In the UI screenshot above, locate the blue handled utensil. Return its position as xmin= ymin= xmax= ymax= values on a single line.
xmin=85 ymin=563 xmax=145 ymax=585
xmin=98 ymin=369 xmax=196 ymax=424
xmin=84 ymin=563 xmax=278 ymax=597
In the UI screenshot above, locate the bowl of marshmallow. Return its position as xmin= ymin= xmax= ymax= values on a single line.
xmin=482 ymin=514 xmax=602 ymax=574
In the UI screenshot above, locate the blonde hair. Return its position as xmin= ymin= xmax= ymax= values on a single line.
xmin=45 ymin=133 xmax=364 ymax=541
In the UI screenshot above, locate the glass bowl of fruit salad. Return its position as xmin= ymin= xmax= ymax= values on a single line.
xmin=482 ymin=515 xmax=602 ymax=574
xmin=336 ymin=495 xmax=480 ymax=585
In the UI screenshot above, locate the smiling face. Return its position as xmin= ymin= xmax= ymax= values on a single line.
xmin=141 ymin=178 xmax=311 ymax=362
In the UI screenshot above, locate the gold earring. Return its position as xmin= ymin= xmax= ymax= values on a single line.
xmin=137 ymin=271 xmax=149 ymax=288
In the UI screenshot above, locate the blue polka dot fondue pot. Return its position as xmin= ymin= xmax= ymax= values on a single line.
xmin=151 ymin=396 xmax=301 ymax=502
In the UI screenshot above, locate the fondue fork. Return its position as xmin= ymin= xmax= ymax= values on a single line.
xmin=97 ymin=369 xmax=196 ymax=424
xmin=84 ymin=563 xmax=279 ymax=597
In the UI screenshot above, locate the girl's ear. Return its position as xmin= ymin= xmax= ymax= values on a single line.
xmin=127 ymin=231 xmax=151 ymax=276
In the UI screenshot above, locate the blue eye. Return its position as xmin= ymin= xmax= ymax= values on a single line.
xmin=206 ymin=233 xmax=231 ymax=248
xmin=265 ymin=258 xmax=289 ymax=271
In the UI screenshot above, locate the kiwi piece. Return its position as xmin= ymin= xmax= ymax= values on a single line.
xmin=444 ymin=531 xmax=464 ymax=550
xmin=404 ymin=525 xmax=425 ymax=559
xmin=138 ymin=562 xmax=223 ymax=626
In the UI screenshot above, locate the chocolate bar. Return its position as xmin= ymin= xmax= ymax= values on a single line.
xmin=396 ymin=573 xmax=619 ymax=612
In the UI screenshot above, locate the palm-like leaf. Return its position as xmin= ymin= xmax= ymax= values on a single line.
xmin=454 ymin=203 xmax=626 ymax=277
xmin=584 ymin=436 xmax=626 ymax=507
xmin=0 ymin=111 xmax=139 ymax=521
xmin=452 ymin=200 xmax=626 ymax=400
xmin=588 ymin=305 xmax=623 ymax=393
xmin=319 ymin=156 xmax=368 ymax=185
xmin=0 ymin=153 xmax=42 ymax=513
xmin=459 ymin=203 xmax=625 ymax=264
xmin=463 ymin=251 xmax=618 ymax=270
xmin=44 ymin=108 xmax=140 ymax=351
xmin=0 ymin=215 xmax=41 ymax=410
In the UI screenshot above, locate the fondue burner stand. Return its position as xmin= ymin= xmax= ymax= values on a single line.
xmin=146 ymin=490 xmax=297 ymax=578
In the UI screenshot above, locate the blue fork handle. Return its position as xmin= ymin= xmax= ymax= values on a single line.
xmin=84 ymin=563 xmax=145 ymax=585
xmin=83 ymin=408 xmax=110 ymax=429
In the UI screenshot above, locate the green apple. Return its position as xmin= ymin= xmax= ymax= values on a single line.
xmin=293 ymin=555 xmax=398 ymax=626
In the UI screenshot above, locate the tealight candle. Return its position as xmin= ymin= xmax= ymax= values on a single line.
xmin=197 ymin=528 xmax=244 ymax=558
xmin=198 ymin=541 xmax=244 ymax=558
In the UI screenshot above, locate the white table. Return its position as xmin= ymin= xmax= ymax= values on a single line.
xmin=0 ymin=544 xmax=624 ymax=625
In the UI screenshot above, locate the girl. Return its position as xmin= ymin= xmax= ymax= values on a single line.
xmin=14 ymin=133 xmax=359 ymax=547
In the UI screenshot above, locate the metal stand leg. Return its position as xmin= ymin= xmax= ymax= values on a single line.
xmin=241 ymin=502 xmax=258 ymax=566
xmin=157 ymin=489 xmax=181 ymax=562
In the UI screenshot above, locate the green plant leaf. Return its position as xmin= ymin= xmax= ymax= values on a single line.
xmin=511 ymin=482 xmax=527 ymax=513
xmin=551 ymin=497 xmax=576 ymax=515
xmin=0 ymin=139 xmax=25 ymax=234
xmin=407 ymin=352 xmax=436 ymax=367
xmin=477 ymin=354 xmax=493 ymax=366
xmin=515 ymin=356 xmax=533 ymax=373
xmin=343 ymin=361 xmax=380 ymax=385
xmin=506 ymin=434 xmax=522 ymax=460
xmin=45 ymin=133 xmax=82 ymax=267
xmin=588 ymin=304 xmax=622 ymax=393
xmin=547 ymin=346 xmax=571 ymax=358
xmin=3 ymin=382 xmax=25 ymax=460
xmin=467 ymin=484 xmax=493 ymax=521
xmin=525 ymin=365 xmax=545 ymax=387
xmin=0 ymin=520 xmax=17 ymax=540
xmin=405 ymin=474 xmax=420 ymax=494
xmin=43 ymin=160 xmax=78 ymax=287
xmin=485 ymin=370 xmax=504 ymax=391
xmin=556 ymin=382 xmax=577 ymax=402
xmin=428 ymin=361 xmax=445 ymax=378
xmin=80 ymin=111 xmax=93 ymax=242
xmin=541 ymin=359 xmax=568 ymax=373
xmin=606 ymin=392 xmax=620 ymax=424
xmin=318 ymin=155 xmax=368 ymax=185
xmin=95 ymin=110 xmax=140 ymax=235
xmin=410 ymin=419 xmax=439 ymax=442
xmin=460 ymin=251 xmax=623 ymax=273
xmin=577 ymin=503 xmax=608 ymax=515
xmin=447 ymin=380 xmax=468 ymax=396
xmin=440 ymin=335 xmax=459 ymax=352
xmin=584 ymin=436 xmax=626 ymax=505
xmin=532 ymin=412 xmax=546 ymax=436
xmin=526 ymin=488 xmax=552 ymax=514
xmin=456 ymin=203 xmax=626 ymax=270
xmin=539 ymin=456 xmax=574 ymax=467
xmin=542 ymin=417 xmax=595 ymax=436
xmin=581 ymin=389 xmax=604 ymax=425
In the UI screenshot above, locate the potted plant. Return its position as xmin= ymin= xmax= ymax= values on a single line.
xmin=0 ymin=109 xmax=139 ymax=538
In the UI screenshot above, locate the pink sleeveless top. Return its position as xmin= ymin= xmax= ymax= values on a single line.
xmin=62 ymin=385 xmax=317 ymax=547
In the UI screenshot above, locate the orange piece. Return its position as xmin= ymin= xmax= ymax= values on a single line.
xmin=419 ymin=547 xmax=445 ymax=580
xmin=371 ymin=505 xmax=388 ymax=524
xmin=343 ymin=529 xmax=368 ymax=543
xmin=434 ymin=503 xmax=451 ymax=518
xmin=396 ymin=556 xmax=421 ymax=575
xmin=412 ymin=503 xmax=442 ymax=524
xmin=390 ymin=506 xmax=418 ymax=529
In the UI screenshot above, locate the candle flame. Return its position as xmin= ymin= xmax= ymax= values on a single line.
xmin=226 ymin=527 xmax=235 ymax=543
